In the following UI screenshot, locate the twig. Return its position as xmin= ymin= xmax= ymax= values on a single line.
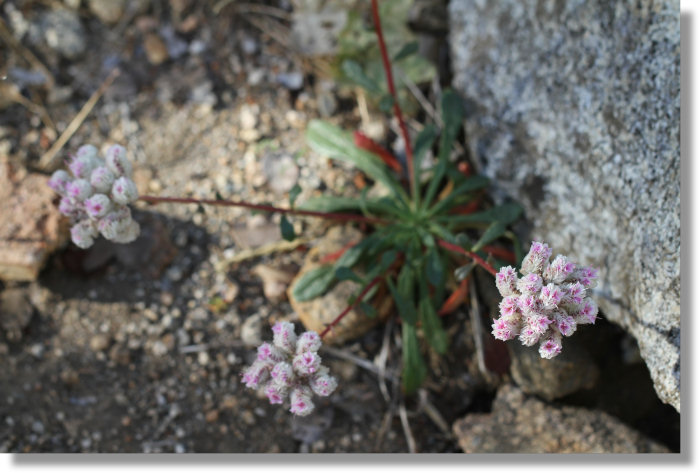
xmin=418 ymin=389 xmax=452 ymax=438
xmin=213 ymin=1 xmax=292 ymax=21
xmin=214 ymin=237 xmax=313 ymax=271
xmin=398 ymin=401 xmax=417 ymax=453
xmin=38 ymin=68 xmax=120 ymax=171
xmin=437 ymin=238 xmax=498 ymax=276
xmin=374 ymin=316 xmax=394 ymax=403
xmin=319 ymin=276 xmax=382 ymax=339
xmin=469 ymin=277 xmax=496 ymax=383
xmin=321 ymin=345 xmax=399 ymax=384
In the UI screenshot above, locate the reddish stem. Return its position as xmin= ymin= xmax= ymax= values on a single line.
xmin=319 ymin=276 xmax=382 ymax=339
xmin=370 ymin=0 xmax=415 ymax=196
xmin=436 ymin=238 xmax=498 ymax=277
xmin=138 ymin=195 xmax=389 ymax=225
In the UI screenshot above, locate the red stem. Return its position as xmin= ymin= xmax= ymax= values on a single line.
xmin=138 ymin=195 xmax=389 ymax=225
xmin=319 ymin=276 xmax=382 ymax=339
xmin=436 ymin=238 xmax=498 ymax=277
xmin=370 ymin=0 xmax=415 ymax=197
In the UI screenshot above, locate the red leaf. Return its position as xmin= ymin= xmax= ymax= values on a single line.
xmin=354 ymin=131 xmax=403 ymax=173
xmin=438 ymin=277 xmax=470 ymax=316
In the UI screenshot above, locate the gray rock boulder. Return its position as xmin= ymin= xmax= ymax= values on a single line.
xmin=449 ymin=0 xmax=680 ymax=412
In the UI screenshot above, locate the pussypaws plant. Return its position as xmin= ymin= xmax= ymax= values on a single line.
xmin=48 ymin=144 xmax=140 ymax=248
xmin=491 ymin=241 xmax=599 ymax=358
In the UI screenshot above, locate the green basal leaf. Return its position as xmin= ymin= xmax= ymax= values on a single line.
xmin=335 ymin=266 xmax=363 ymax=283
xmin=306 ymin=120 xmax=408 ymax=202
xmin=387 ymin=266 xmax=417 ymax=325
xmin=280 ymin=215 xmax=295 ymax=242
xmin=401 ymin=322 xmax=427 ymax=394
xmin=419 ymin=291 xmax=448 ymax=354
xmin=454 ymin=262 xmax=477 ymax=281
xmin=291 ymin=265 xmax=336 ymax=302
xmin=427 ymin=175 xmax=490 ymax=217
xmin=439 ymin=202 xmax=523 ymax=226
xmin=379 ymin=249 xmax=398 ymax=272
xmin=288 ymin=184 xmax=302 ymax=207
xmin=471 ymin=220 xmax=507 ymax=252
xmin=358 ymin=301 xmax=377 ymax=319
xmin=393 ymin=41 xmax=419 ymax=62
xmin=378 ymin=94 xmax=395 ymax=113
xmin=412 ymin=124 xmax=438 ymax=200
xmin=341 ymin=59 xmax=382 ymax=94
xmin=426 ymin=245 xmax=444 ymax=287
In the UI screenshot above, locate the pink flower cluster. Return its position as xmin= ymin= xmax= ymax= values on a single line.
xmin=48 ymin=144 xmax=140 ymax=249
xmin=241 ymin=321 xmax=337 ymax=416
xmin=492 ymin=241 xmax=599 ymax=359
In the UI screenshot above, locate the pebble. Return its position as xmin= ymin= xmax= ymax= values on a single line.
xmin=277 ymin=72 xmax=304 ymax=90
xmin=88 ymin=0 xmax=126 ymax=25
xmin=89 ymin=334 xmax=110 ymax=352
xmin=40 ymin=9 xmax=86 ymax=60
xmin=261 ymin=154 xmax=299 ymax=194
xmin=240 ymin=315 xmax=263 ymax=347
xmin=31 ymin=420 xmax=45 ymax=434
xmin=144 ymin=33 xmax=169 ymax=65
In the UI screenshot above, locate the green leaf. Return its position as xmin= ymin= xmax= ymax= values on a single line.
xmin=378 ymin=94 xmax=395 ymax=113
xmin=454 ymin=262 xmax=476 ymax=281
xmin=426 ymin=246 xmax=444 ymax=287
xmin=358 ymin=301 xmax=377 ymax=319
xmin=440 ymin=202 xmax=523 ymax=226
xmin=379 ymin=249 xmax=398 ymax=271
xmin=288 ymin=184 xmax=302 ymax=207
xmin=427 ymin=175 xmax=490 ymax=217
xmin=401 ymin=323 xmax=427 ymax=394
xmin=471 ymin=221 xmax=507 ymax=252
xmin=306 ymin=120 xmax=407 ymax=201
xmin=393 ymin=41 xmax=419 ymax=62
xmin=387 ymin=267 xmax=417 ymax=325
xmin=341 ymin=59 xmax=382 ymax=94
xmin=335 ymin=266 xmax=362 ymax=283
xmin=419 ymin=293 xmax=448 ymax=354
xmin=291 ymin=265 xmax=336 ymax=302
xmin=280 ymin=215 xmax=295 ymax=241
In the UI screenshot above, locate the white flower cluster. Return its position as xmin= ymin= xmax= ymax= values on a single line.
xmin=48 ymin=144 xmax=140 ymax=249
xmin=491 ymin=241 xmax=599 ymax=359
xmin=242 ymin=321 xmax=338 ymax=416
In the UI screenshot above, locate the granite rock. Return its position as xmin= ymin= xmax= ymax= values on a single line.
xmin=453 ymin=384 xmax=669 ymax=453
xmin=449 ymin=0 xmax=680 ymax=411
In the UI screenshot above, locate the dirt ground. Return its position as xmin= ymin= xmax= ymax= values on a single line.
xmin=0 ymin=0 xmax=680 ymax=453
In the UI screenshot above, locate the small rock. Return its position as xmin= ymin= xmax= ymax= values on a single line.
xmin=240 ymin=314 xmax=263 ymax=347
xmin=261 ymin=153 xmax=299 ymax=194
xmin=205 ymin=409 xmax=219 ymax=423
xmin=40 ymin=9 xmax=86 ymax=60
xmin=252 ymin=264 xmax=294 ymax=303
xmin=28 ymin=343 xmax=44 ymax=359
xmin=143 ymin=33 xmax=169 ymax=65
xmin=89 ymin=334 xmax=111 ymax=352
xmin=277 ymin=71 xmax=304 ymax=90
xmin=88 ymin=0 xmax=126 ymax=25
xmin=31 ymin=420 xmax=45 ymax=435
xmin=452 ymin=384 xmax=670 ymax=453
xmin=0 ymin=288 xmax=34 ymax=342
xmin=507 ymin=336 xmax=599 ymax=401
xmin=288 ymin=226 xmax=393 ymax=345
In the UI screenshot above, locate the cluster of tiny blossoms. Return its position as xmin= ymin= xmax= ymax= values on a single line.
xmin=48 ymin=144 xmax=140 ymax=249
xmin=242 ymin=321 xmax=337 ymax=416
xmin=492 ymin=241 xmax=599 ymax=359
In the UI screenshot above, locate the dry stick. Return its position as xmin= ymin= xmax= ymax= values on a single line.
xmin=398 ymin=401 xmax=417 ymax=453
xmin=436 ymin=238 xmax=498 ymax=276
xmin=38 ymin=68 xmax=121 ymax=171
xmin=138 ymin=195 xmax=389 ymax=226
xmin=468 ymin=277 xmax=496 ymax=383
xmin=374 ymin=317 xmax=394 ymax=403
xmin=370 ymin=0 xmax=415 ymax=197
xmin=0 ymin=17 xmax=55 ymax=89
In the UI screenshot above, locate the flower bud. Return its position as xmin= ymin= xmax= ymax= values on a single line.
xmin=517 ymin=272 xmax=543 ymax=295
xmin=520 ymin=241 xmax=552 ymax=275
xmin=544 ymin=255 xmax=576 ymax=284
xmin=70 ymin=220 xmax=97 ymax=249
xmin=539 ymin=283 xmax=563 ymax=310
xmin=289 ymin=386 xmax=314 ymax=416
xmin=575 ymin=298 xmax=598 ymax=325
xmin=66 ymin=179 xmax=93 ymax=201
xmin=84 ymin=193 xmax=112 ymax=219
xmin=98 ymin=208 xmax=132 ymax=240
xmin=498 ymin=296 xmax=520 ymax=320
xmin=264 ymin=383 xmax=287 ymax=404
xmin=76 ymin=144 xmax=98 ymax=160
xmin=111 ymin=177 xmax=138 ymax=205
xmin=310 ymin=373 xmax=338 ymax=397
xmin=257 ymin=342 xmax=285 ymax=365
xmin=491 ymin=317 xmax=517 ymax=341
xmin=69 ymin=154 xmax=100 ymax=179
xmin=111 ymin=219 xmax=140 ymax=244
xmin=495 ymin=266 xmax=518 ymax=297
xmin=241 ymin=361 xmax=270 ymax=389
xmin=58 ymin=196 xmax=80 ymax=218
xmin=271 ymin=321 xmax=297 ymax=352
xmin=554 ymin=311 xmax=576 ymax=337
xmin=518 ymin=326 xmax=540 ymax=346
xmin=105 ymin=144 xmax=132 ymax=177
xmin=90 ymin=166 xmax=116 ymax=194
xmin=538 ymin=333 xmax=563 ymax=359
xmin=527 ymin=313 xmax=553 ymax=336
xmin=296 ymin=331 xmax=322 ymax=354
xmin=48 ymin=170 xmax=72 ymax=195
xmin=270 ymin=362 xmax=295 ymax=387
xmin=293 ymin=351 xmax=321 ymax=376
